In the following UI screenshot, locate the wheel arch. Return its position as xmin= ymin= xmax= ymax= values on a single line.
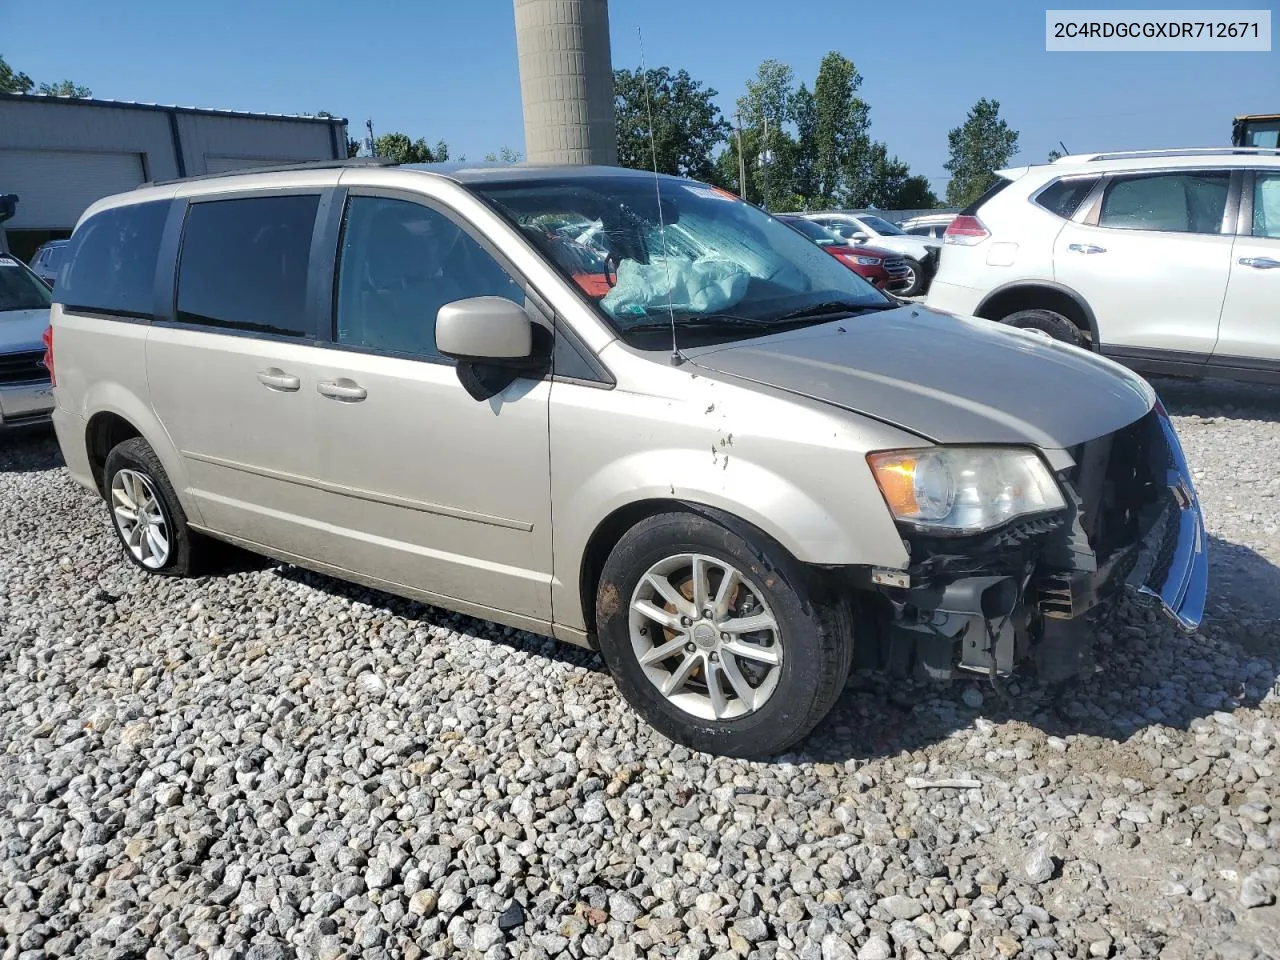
xmin=577 ymin=498 xmax=831 ymax=646
xmin=974 ymin=281 xmax=1100 ymax=348
xmin=86 ymin=411 xmax=142 ymax=496
xmin=78 ymin=384 xmax=201 ymax=524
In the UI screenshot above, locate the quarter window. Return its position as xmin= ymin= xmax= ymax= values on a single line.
xmin=1253 ymin=173 xmax=1280 ymax=239
xmin=59 ymin=200 xmax=169 ymax=317
xmin=1034 ymin=178 xmax=1100 ymax=219
xmin=176 ymin=194 xmax=320 ymax=337
xmin=334 ymin=196 xmax=524 ymax=360
xmin=1097 ymin=172 xmax=1229 ymax=234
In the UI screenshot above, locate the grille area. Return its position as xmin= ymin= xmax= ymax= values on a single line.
xmin=883 ymin=257 xmax=908 ymax=277
xmin=0 ymin=351 xmax=49 ymax=385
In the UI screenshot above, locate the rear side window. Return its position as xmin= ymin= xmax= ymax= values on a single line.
xmin=960 ymin=179 xmax=1010 ymax=216
xmin=176 ymin=194 xmax=320 ymax=337
xmin=1033 ymin=178 xmax=1100 ymax=219
xmin=59 ymin=201 xmax=168 ymax=318
xmin=1098 ymin=172 xmax=1229 ymax=234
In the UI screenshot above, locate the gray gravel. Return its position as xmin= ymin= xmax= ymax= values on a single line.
xmin=2 ymin=379 xmax=1279 ymax=960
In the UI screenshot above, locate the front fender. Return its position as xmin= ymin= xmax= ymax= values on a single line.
xmin=547 ymin=343 xmax=927 ymax=634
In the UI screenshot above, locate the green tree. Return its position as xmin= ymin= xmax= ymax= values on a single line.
xmin=853 ymin=143 xmax=938 ymax=208
xmin=791 ymin=85 xmax=818 ymax=204
xmin=38 ymin=79 xmax=92 ymax=98
xmin=735 ymin=59 xmax=801 ymax=210
xmin=811 ymin=52 xmax=870 ymax=208
xmin=944 ymin=98 xmax=1019 ymax=207
xmin=372 ymin=133 xmax=449 ymax=164
xmin=613 ymin=66 xmax=730 ymax=181
xmin=484 ymin=146 xmax=523 ymax=163
xmin=0 ymin=54 xmax=34 ymax=93
xmin=1047 ymin=148 xmax=1064 ymax=162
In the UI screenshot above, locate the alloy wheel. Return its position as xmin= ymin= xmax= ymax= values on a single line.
xmin=628 ymin=553 xmax=783 ymax=721
xmin=110 ymin=469 xmax=170 ymax=569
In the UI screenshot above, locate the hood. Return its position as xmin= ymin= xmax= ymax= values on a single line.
xmin=687 ymin=306 xmax=1154 ymax=450
xmin=0 ymin=309 xmax=52 ymax=354
xmin=869 ymin=235 xmax=935 ymax=258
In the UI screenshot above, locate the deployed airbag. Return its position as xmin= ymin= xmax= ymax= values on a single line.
xmin=602 ymin=256 xmax=749 ymax=317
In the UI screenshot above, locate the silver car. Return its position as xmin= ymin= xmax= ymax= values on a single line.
xmin=48 ymin=161 xmax=1207 ymax=758
xmin=0 ymin=253 xmax=55 ymax=428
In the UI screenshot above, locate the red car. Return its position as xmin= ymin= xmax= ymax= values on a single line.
xmin=778 ymin=215 xmax=910 ymax=291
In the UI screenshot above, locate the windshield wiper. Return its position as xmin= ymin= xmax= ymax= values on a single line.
xmin=621 ymin=314 xmax=776 ymax=334
xmin=771 ymin=300 xmax=898 ymax=324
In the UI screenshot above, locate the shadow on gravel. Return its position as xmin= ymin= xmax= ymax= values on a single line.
xmin=269 ymin=530 xmax=1280 ymax=767
xmin=1153 ymin=377 xmax=1280 ymax=424
xmin=271 ymin=564 xmax=607 ymax=675
xmin=0 ymin=426 xmax=62 ymax=473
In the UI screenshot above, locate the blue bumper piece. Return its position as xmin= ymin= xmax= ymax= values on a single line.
xmin=1132 ymin=409 xmax=1208 ymax=630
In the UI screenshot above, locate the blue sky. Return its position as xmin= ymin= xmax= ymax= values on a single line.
xmin=5 ymin=1 xmax=1277 ymax=191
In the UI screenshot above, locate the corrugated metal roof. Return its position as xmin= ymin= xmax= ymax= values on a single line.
xmin=0 ymin=92 xmax=346 ymax=124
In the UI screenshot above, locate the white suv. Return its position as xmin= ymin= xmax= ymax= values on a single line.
xmin=927 ymin=148 xmax=1280 ymax=385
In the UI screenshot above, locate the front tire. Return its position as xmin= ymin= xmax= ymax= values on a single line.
xmin=595 ymin=511 xmax=852 ymax=758
xmin=1001 ymin=308 xmax=1088 ymax=349
xmin=103 ymin=437 xmax=207 ymax=576
xmin=899 ymin=257 xmax=927 ymax=297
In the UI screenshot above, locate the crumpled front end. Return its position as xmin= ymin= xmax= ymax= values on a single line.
xmin=868 ymin=404 xmax=1208 ymax=683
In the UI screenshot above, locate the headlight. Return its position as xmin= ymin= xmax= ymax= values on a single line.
xmin=853 ymin=256 xmax=882 ymax=266
xmin=867 ymin=447 xmax=1065 ymax=534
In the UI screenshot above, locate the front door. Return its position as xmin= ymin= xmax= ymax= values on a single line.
xmin=1216 ymin=170 xmax=1280 ymax=366
xmin=1053 ymin=169 xmax=1234 ymax=355
xmin=306 ymin=192 xmax=554 ymax=625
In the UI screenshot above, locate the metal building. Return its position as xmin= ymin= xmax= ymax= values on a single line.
xmin=513 ymin=0 xmax=616 ymax=166
xmin=0 ymin=93 xmax=347 ymax=260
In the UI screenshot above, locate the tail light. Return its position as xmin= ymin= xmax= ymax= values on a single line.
xmin=42 ymin=325 xmax=55 ymax=386
xmin=943 ymin=215 xmax=989 ymax=246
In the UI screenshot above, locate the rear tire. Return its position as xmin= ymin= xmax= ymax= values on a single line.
xmin=1001 ymin=308 xmax=1088 ymax=349
xmin=103 ymin=437 xmax=208 ymax=577
xmin=595 ymin=511 xmax=852 ymax=758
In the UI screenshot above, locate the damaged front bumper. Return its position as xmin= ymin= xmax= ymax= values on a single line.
xmin=872 ymin=405 xmax=1208 ymax=681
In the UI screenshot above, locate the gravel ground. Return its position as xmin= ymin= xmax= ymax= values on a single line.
xmin=2 ymin=380 xmax=1278 ymax=960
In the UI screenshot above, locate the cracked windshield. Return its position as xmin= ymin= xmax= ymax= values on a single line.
xmin=476 ymin=175 xmax=890 ymax=344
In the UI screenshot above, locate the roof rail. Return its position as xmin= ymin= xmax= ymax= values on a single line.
xmin=143 ymin=156 xmax=399 ymax=187
xmin=1055 ymin=147 xmax=1280 ymax=163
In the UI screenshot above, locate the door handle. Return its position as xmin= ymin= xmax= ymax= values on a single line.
xmin=256 ymin=368 xmax=300 ymax=392
xmin=1239 ymin=256 xmax=1280 ymax=269
xmin=1067 ymin=243 xmax=1107 ymax=255
xmin=317 ymin=378 xmax=367 ymax=402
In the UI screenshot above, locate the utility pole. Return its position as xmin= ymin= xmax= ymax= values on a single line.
xmin=366 ymin=119 xmax=376 ymax=158
xmin=734 ymin=112 xmax=747 ymax=203
xmin=760 ymin=115 xmax=771 ymax=211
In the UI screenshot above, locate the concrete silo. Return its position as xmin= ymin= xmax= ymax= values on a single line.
xmin=513 ymin=0 xmax=617 ymax=165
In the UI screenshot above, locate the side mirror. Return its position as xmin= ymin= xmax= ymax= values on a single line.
xmin=849 ymin=231 xmax=869 ymax=243
xmin=436 ymin=296 xmax=533 ymax=362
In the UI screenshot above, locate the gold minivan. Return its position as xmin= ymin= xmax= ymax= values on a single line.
xmin=48 ymin=160 xmax=1207 ymax=757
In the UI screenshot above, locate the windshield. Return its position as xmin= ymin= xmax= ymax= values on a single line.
xmin=473 ymin=175 xmax=889 ymax=345
xmin=0 ymin=257 xmax=53 ymax=312
xmin=43 ymin=244 xmax=68 ymax=270
xmin=781 ymin=218 xmax=840 ymax=246
xmin=858 ymin=215 xmax=905 ymax=236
